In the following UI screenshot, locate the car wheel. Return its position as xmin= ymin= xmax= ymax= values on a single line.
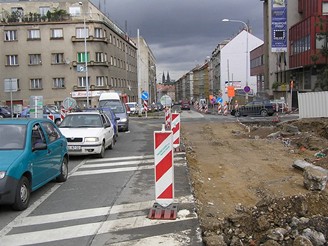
xmin=56 ymin=157 xmax=68 ymax=182
xmin=260 ymin=109 xmax=268 ymax=117
xmin=0 ymin=114 xmax=4 ymax=118
xmin=235 ymin=111 xmax=241 ymax=117
xmin=12 ymin=176 xmax=30 ymax=211
xmin=55 ymin=119 xmax=61 ymax=126
xmin=98 ymin=142 xmax=105 ymax=158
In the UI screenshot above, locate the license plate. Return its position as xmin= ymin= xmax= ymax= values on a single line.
xmin=68 ymin=145 xmax=81 ymax=151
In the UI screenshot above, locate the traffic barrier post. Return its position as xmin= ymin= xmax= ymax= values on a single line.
xmin=218 ymin=103 xmax=222 ymax=114
xmin=164 ymin=107 xmax=171 ymax=130
xmin=224 ymin=102 xmax=228 ymax=116
xmin=171 ymin=112 xmax=180 ymax=151
xmin=47 ymin=114 xmax=54 ymax=122
xmin=148 ymin=126 xmax=177 ymax=220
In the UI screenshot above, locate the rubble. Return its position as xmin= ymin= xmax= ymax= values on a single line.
xmin=183 ymin=118 xmax=328 ymax=246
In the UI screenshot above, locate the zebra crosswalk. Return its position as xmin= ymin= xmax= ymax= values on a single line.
xmin=0 ymin=154 xmax=202 ymax=246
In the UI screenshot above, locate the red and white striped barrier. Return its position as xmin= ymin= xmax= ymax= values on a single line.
xmin=218 ymin=103 xmax=222 ymax=114
xmin=164 ymin=107 xmax=171 ymax=130
xmin=204 ymin=104 xmax=208 ymax=114
xmin=143 ymin=100 xmax=148 ymax=112
xmin=171 ymin=113 xmax=180 ymax=148
xmin=60 ymin=108 xmax=67 ymax=121
xmin=47 ymin=114 xmax=54 ymax=121
xmin=224 ymin=102 xmax=228 ymax=116
xmin=154 ymin=129 xmax=174 ymax=207
xmin=234 ymin=100 xmax=239 ymax=111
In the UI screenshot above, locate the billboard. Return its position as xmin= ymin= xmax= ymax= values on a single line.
xmin=271 ymin=0 xmax=287 ymax=52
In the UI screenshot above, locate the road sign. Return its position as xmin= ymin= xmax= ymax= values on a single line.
xmin=141 ymin=91 xmax=149 ymax=100
xmin=63 ymin=97 xmax=77 ymax=109
xmin=160 ymin=95 xmax=172 ymax=107
xmin=216 ymin=97 xmax=223 ymax=104
xmin=244 ymin=86 xmax=251 ymax=93
xmin=77 ymin=65 xmax=86 ymax=72
xmin=4 ymin=78 xmax=18 ymax=92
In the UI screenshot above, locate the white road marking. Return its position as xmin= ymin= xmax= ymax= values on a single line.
xmin=0 ymin=155 xmax=196 ymax=246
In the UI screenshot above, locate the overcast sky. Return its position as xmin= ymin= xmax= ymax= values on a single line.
xmin=91 ymin=0 xmax=264 ymax=80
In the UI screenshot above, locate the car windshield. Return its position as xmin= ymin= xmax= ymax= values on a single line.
xmin=60 ymin=114 xmax=103 ymax=128
xmin=0 ymin=125 xmax=26 ymax=149
xmin=100 ymin=101 xmax=126 ymax=114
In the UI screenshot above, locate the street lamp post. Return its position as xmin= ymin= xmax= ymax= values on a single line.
xmin=79 ymin=2 xmax=89 ymax=108
xmin=222 ymin=18 xmax=249 ymax=102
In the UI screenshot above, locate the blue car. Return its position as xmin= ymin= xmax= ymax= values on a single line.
xmin=20 ymin=106 xmax=62 ymax=125
xmin=84 ymin=108 xmax=119 ymax=142
xmin=0 ymin=118 xmax=69 ymax=210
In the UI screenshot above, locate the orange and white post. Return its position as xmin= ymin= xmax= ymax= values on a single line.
xmin=171 ymin=112 xmax=180 ymax=149
xmin=153 ymin=128 xmax=174 ymax=207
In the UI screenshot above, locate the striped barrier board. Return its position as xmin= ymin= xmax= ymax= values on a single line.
xmin=47 ymin=114 xmax=54 ymax=121
xmin=164 ymin=107 xmax=171 ymax=130
xmin=171 ymin=113 xmax=180 ymax=148
xmin=153 ymin=130 xmax=174 ymax=208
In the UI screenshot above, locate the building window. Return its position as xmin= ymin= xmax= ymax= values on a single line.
xmin=51 ymin=28 xmax=63 ymax=39
xmin=53 ymin=78 xmax=65 ymax=88
xmin=29 ymin=54 xmax=42 ymax=65
xmin=114 ymin=58 xmax=117 ymax=66
xmin=30 ymin=78 xmax=42 ymax=89
xmin=6 ymin=55 xmax=18 ymax=66
xmin=96 ymin=76 xmax=105 ymax=86
xmin=109 ymin=34 xmax=112 ymax=43
xmin=76 ymin=27 xmax=88 ymax=38
xmin=69 ymin=6 xmax=81 ymax=17
xmin=39 ymin=6 xmax=50 ymax=16
xmin=78 ymin=76 xmax=89 ymax=87
xmin=77 ymin=52 xmax=89 ymax=63
xmin=28 ymin=29 xmax=40 ymax=39
xmin=4 ymin=30 xmax=17 ymax=41
xmin=52 ymin=53 xmax=64 ymax=64
xmin=110 ymin=77 xmax=114 ymax=86
xmin=316 ymin=34 xmax=326 ymax=49
xmin=94 ymin=28 xmax=103 ymax=38
xmin=96 ymin=52 xmax=107 ymax=62
xmin=323 ymin=2 xmax=328 ymax=15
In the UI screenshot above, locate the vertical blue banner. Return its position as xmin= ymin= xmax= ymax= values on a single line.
xmin=271 ymin=0 xmax=287 ymax=52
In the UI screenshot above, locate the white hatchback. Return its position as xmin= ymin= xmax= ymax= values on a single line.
xmin=59 ymin=111 xmax=115 ymax=158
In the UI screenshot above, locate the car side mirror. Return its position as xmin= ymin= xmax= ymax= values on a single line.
xmin=115 ymin=117 xmax=120 ymax=121
xmin=104 ymin=122 xmax=111 ymax=128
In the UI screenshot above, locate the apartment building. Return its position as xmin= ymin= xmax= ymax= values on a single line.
xmin=0 ymin=0 xmax=138 ymax=108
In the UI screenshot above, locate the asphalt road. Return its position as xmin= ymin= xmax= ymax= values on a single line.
xmin=0 ymin=115 xmax=202 ymax=246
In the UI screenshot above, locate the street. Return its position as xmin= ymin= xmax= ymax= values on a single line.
xmin=0 ymin=113 xmax=201 ymax=246
xmin=0 ymin=108 xmax=298 ymax=245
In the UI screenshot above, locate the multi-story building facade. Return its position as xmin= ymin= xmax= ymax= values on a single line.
xmin=252 ymin=0 xmax=328 ymax=109
xmin=0 ymin=0 xmax=138 ymax=108
xmin=131 ymin=36 xmax=156 ymax=104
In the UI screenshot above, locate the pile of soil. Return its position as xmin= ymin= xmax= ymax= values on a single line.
xmin=182 ymin=118 xmax=328 ymax=245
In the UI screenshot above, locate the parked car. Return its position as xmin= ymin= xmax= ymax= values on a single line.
xmin=59 ymin=111 xmax=115 ymax=158
xmin=231 ymin=100 xmax=276 ymax=117
xmin=155 ymin=102 xmax=164 ymax=111
xmin=0 ymin=106 xmax=12 ymax=118
xmin=84 ymin=108 xmax=120 ymax=143
xmin=99 ymin=101 xmax=129 ymax=132
xmin=0 ymin=118 xmax=68 ymax=210
xmin=180 ymin=101 xmax=191 ymax=110
xmin=126 ymin=102 xmax=138 ymax=114
xmin=20 ymin=106 xmax=62 ymax=125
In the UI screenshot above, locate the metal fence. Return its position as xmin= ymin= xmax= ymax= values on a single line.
xmin=298 ymin=91 xmax=328 ymax=118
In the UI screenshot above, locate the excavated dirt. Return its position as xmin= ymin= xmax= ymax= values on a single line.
xmin=182 ymin=118 xmax=328 ymax=245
